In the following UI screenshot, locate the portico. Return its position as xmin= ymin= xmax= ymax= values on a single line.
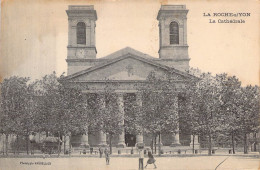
xmin=68 ymin=91 xmax=182 ymax=148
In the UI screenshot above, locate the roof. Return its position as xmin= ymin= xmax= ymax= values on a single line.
xmin=61 ymin=47 xmax=198 ymax=82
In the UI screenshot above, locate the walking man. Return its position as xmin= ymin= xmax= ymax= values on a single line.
xmin=139 ymin=148 xmax=144 ymax=170
xmin=99 ymin=147 xmax=103 ymax=158
xmin=104 ymin=148 xmax=110 ymax=165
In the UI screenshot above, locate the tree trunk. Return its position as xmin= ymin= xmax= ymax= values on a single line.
xmin=3 ymin=135 xmax=5 ymax=155
xmin=16 ymin=134 xmax=19 ymax=155
xmin=26 ymin=133 xmax=30 ymax=155
xmin=192 ymin=134 xmax=195 ymax=154
xmin=244 ymin=133 xmax=248 ymax=154
xmin=151 ymin=139 xmax=154 ymax=154
xmin=57 ymin=132 xmax=60 ymax=157
xmin=154 ymin=136 xmax=157 ymax=154
xmin=69 ymin=134 xmax=71 ymax=156
xmin=63 ymin=135 xmax=66 ymax=155
xmin=253 ymin=133 xmax=257 ymax=152
xmin=109 ymin=134 xmax=112 ymax=154
xmin=208 ymin=134 xmax=212 ymax=156
xmin=158 ymin=133 xmax=161 ymax=156
xmin=231 ymin=131 xmax=235 ymax=154
xmin=5 ymin=134 xmax=8 ymax=155
xmin=31 ymin=141 xmax=34 ymax=155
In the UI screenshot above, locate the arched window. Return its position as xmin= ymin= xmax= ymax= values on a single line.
xmin=77 ymin=22 xmax=86 ymax=45
xmin=169 ymin=22 xmax=179 ymax=44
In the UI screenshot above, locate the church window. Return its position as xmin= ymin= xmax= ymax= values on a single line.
xmin=169 ymin=21 xmax=179 ymax=44
xmin=77 ymin=22 xmax=86 ymax=44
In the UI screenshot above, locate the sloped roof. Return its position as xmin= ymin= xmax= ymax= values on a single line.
xmin=61 ymin=47 xmax=198 ymax=81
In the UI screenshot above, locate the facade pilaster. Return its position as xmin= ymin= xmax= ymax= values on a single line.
xmin=171 ymin=95 xmax=181 ymax=147
xmin=135 ymin=93 xmax=144 ymax=147
xmin=117 ymin=93 xmax=126 ymax=148
xmin=98 ymin=96 xmax=107 ymax=147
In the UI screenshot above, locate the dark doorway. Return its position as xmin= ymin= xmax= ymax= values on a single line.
xmin=125 ymin=133 xmax=136 ymax=147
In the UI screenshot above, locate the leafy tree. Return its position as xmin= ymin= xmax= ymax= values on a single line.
xmin=236 ymin=85 xmax=259 ymax=154
xmin=89 ymin=83 xmax=124 ymax=154
xmin=124 ymin=94 xmax=145 ymax=138
xmin=0 ymin=76 xmax=30 ymax=155
xmin=141 ymin=71 xmax=179 ymax=155
xmin=180 ymin=80 xmax=201 ymax=154
xmin=216 ymin=74 xmax=242 ymax=154
xmin=33 ymin=73 xmax=60 ymax=137
xmin=186 ymin=73 xmax=223 ymax=155
xmin=34 ymin=72 xmax=90 ymax=155
xmin=19 ymin=83 xmax=39 ymax=155
xmin=56 ymin=85 xmax=89 ymax=155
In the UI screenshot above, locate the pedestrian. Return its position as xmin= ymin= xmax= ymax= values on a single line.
xmin=99 ymin=147 xmax=103 ymax=158
xmin=145 ymin=150 xmax=157 ymax=169
xmin=42 ymin=144 xmax=46 ymax=159
xmin=139 ymin=148 xmax=144 ymax=170
xmin=104 ymin=148 xmax=110 ymax=165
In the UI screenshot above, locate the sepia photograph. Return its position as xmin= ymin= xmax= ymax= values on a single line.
xmin=0 ymin=0 xmax=259 ymax=169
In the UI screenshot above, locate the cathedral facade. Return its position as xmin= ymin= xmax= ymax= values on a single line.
xmin=61 ymin=5 xmax=199 ymax=148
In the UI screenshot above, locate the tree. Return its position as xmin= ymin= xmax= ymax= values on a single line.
xmin=89 ymin=83 xmax=124 ymax=154
xmin=180 ymin=80 xmax=200 ymax=154
xmin=236 ymin=85 xmax=259 ymax=154
xmin=55 ymin=84 xmax=89 ymax=155
xmin=141 ymin=71 xmax=179 ymax=156
xmin=20 ymin=83 xmax=39 ymax=155
xmin=186 ymin=72 xmax=223 ymax=155
xmin=124 ymin=94 xmax=145 ymax=140
xmin=216 ymin=74 xmax=242 ymax=154
xmin=0 ymin=76 xmax=30 ymax=155
xmin=35 ymin=72 xmax=90 ymax=155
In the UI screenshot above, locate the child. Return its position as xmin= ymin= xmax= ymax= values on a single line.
xmin=145 ymin=151 xmax=157 ymax=169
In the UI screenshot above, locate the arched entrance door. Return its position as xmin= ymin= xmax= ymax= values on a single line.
xmin=125 ymin=133 xmax=136 ymax=147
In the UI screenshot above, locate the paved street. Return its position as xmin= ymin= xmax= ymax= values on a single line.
xmin=0 ymin=155 xmax=259 ymax=170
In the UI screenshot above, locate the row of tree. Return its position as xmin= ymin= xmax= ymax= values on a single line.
xmin=182 ymin=69 xmax=259 ymax=155
xmin=0 ymin=69 xmax=259 ymax=156
xmin=0 ymin=73 xmax=87 ymax=155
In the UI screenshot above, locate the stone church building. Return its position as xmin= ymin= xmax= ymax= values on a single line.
xmin=61 ymin=5 xmax=200 ymax=149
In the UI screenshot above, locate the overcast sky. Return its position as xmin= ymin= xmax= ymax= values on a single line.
xmin=1 ymin=0 xmax=259 ymax=86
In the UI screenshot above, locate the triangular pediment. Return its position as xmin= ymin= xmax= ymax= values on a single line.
xmin=101 ymin=46 xmax=156 ymax=60
xmin=61 ymin=47 xmax=197 ymax=82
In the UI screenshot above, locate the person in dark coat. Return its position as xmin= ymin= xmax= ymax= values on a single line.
xmin=99 ymin=147 xmax=103 ymax=158
xmin=104 ymin=148 xmax=110 ymax=165
xmin=145 ymin=151 xmax=157 ymax=169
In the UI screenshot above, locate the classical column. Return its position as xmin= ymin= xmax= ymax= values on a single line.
xmin=171 ymin=95 xmax=181 ymax=147
xmin=136 ymin=134 xmax=144 ymax=147
xmin=171 ymin=131 xmax=181 ymax=147
xmin=80 ymin=97 xmax=90 ymax=148
xmin=117 ymin=93 xmax=126 ymax=148
xmin=61 ymin=135 xmax=70 ymax=153
xmin=135 ymin=93 xmax=144 ymax=147
xmin=80 ymin=132 xmax=90 ymax=148
xmin=156 ymin=134 xmax=163 ymax=146
xmin=98 ymin=131 xmax=107 ymax=147
xmin=190 ymin=135 xmax=200 ymax=149
xmin=97 ymin=96 xmax=107 ymax=147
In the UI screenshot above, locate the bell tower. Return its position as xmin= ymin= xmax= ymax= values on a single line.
xmin=66 ymin=5 xmax=97 ymax=75
xmin=157 ymin=5 xmax=190 ymax=71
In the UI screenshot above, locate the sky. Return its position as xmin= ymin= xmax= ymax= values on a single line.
xmin=0 ymin=0 xmax=259 ymax=86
